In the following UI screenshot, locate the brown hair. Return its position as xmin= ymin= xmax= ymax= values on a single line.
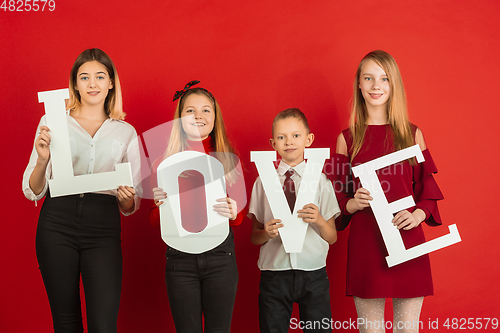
xmin=349 ymin=50 xmax=414 ymax=161
xmin=272 ymin=108 xmax=310 ymax=136
xmin=164 ymin=88 xmax=239 ymax=184
xmin=67 ymin=48 xmax=125 ymax=120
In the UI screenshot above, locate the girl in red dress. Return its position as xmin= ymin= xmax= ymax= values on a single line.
xmin=334 ymin=50 xmax=444 ymax=333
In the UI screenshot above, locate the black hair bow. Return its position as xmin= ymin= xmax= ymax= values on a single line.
xmin=173 ymin=80 xmax=200 ymax=101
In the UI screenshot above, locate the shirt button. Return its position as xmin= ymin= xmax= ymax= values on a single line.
xmin=91 ymin=144 xmax=94 ymax=148
xmin=90 ymin=158 xmax=93 ymax=162
xmin=80 ymin=193 xmax=84 ymax=198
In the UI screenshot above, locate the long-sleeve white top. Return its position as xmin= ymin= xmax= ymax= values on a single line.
xmin=22 ymin=113 xmax=142 ymax=215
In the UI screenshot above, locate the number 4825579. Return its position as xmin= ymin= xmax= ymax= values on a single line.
xmin=443 ymin=318 xmax=499 ymax=330
xmin=1 ymin=0 xmax=55 ymax=11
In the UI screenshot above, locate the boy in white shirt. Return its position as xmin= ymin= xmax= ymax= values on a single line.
xmin=249 ymin=108 xmax=340 ymax=333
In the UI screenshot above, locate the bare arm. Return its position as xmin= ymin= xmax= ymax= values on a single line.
xmin=415 ymin=127 xmax=427 ymax=150
xmin=297 ymin=204 xmax=337 ymax=244
xmin=250 ymin=214 xmax=283 ymax=245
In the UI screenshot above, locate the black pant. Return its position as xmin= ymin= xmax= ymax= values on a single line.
xmin=259 ymin=268 xmax=332 ymax=333
xmin=165 ymin=230 xmax=238 ymax=333
xmin=36 ymin=192 xmax=122 ymax=333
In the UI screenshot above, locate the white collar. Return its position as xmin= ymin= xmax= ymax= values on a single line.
xmin=277 ymin=160 xmax=306 ymax=177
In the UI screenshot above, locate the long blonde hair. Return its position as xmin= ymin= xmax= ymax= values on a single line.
xmin=67 ymin=48 xmax=125 ymax=120
xmin=164 ymin=88 xmax=239 ymax=185
xmin=349 ymin=50 xmax=414 ymax=161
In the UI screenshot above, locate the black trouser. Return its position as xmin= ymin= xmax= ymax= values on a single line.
xmin=259 ymin=268 xmax=332 ymax=333
xmin=165 ymin=230 xmax=238 ymax=333
xmin=36 ymin=192 xmax=122 ymax=333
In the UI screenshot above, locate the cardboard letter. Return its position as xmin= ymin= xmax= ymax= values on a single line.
xmin=39 ymin=89 xmax=134 ymax=197
xmin=250 ymin=148 xmax=329 ymax=253
xmin=351 ymin=145 xmax=461 ymax=267
xmin=157 ymin=151 xmax=229 ymax=254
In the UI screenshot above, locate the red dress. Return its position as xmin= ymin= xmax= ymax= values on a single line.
xmin=332 ymin=125 xmax=444 ymax=298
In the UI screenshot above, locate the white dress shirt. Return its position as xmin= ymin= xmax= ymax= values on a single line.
xmin=248 ymin=160 xmax=340 ymax=271
xmin=22 ymin=113 xmax=142 ymax=215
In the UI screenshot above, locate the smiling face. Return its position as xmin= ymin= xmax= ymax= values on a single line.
xmin=270 ymin=117 xmax=314 ymax=167
xmin=180 ymin=93 xmax=215 ymax=141
xmin=75 ymin=60 xmax=113 ymax=109
xmin=358 ymin=59 xmax=391 ymax=112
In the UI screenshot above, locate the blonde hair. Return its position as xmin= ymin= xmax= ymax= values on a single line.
xmin=67 ymin=48 xmax=125 ymax=120
xmin=164 ymin=88 xmax=240 ymax=185
xmin=349 ymin=50 xmax=414 ymax=162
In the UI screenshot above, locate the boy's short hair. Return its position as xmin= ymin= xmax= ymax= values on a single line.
xmin=272 ymin=108 xmax=310 ymax=135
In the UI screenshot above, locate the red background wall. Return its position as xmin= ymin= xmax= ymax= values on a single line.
xmin=2 ymin=0 xmax=499 ymax=331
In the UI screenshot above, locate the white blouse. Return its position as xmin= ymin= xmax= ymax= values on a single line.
xmin=22 ymin=112 xmax=142 ymax=215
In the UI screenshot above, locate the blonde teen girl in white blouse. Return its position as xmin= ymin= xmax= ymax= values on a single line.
xmin=23 ymin=51 xmax=140 ymax=213
xmin=22 ymin=48 xmax=141 ymax=333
